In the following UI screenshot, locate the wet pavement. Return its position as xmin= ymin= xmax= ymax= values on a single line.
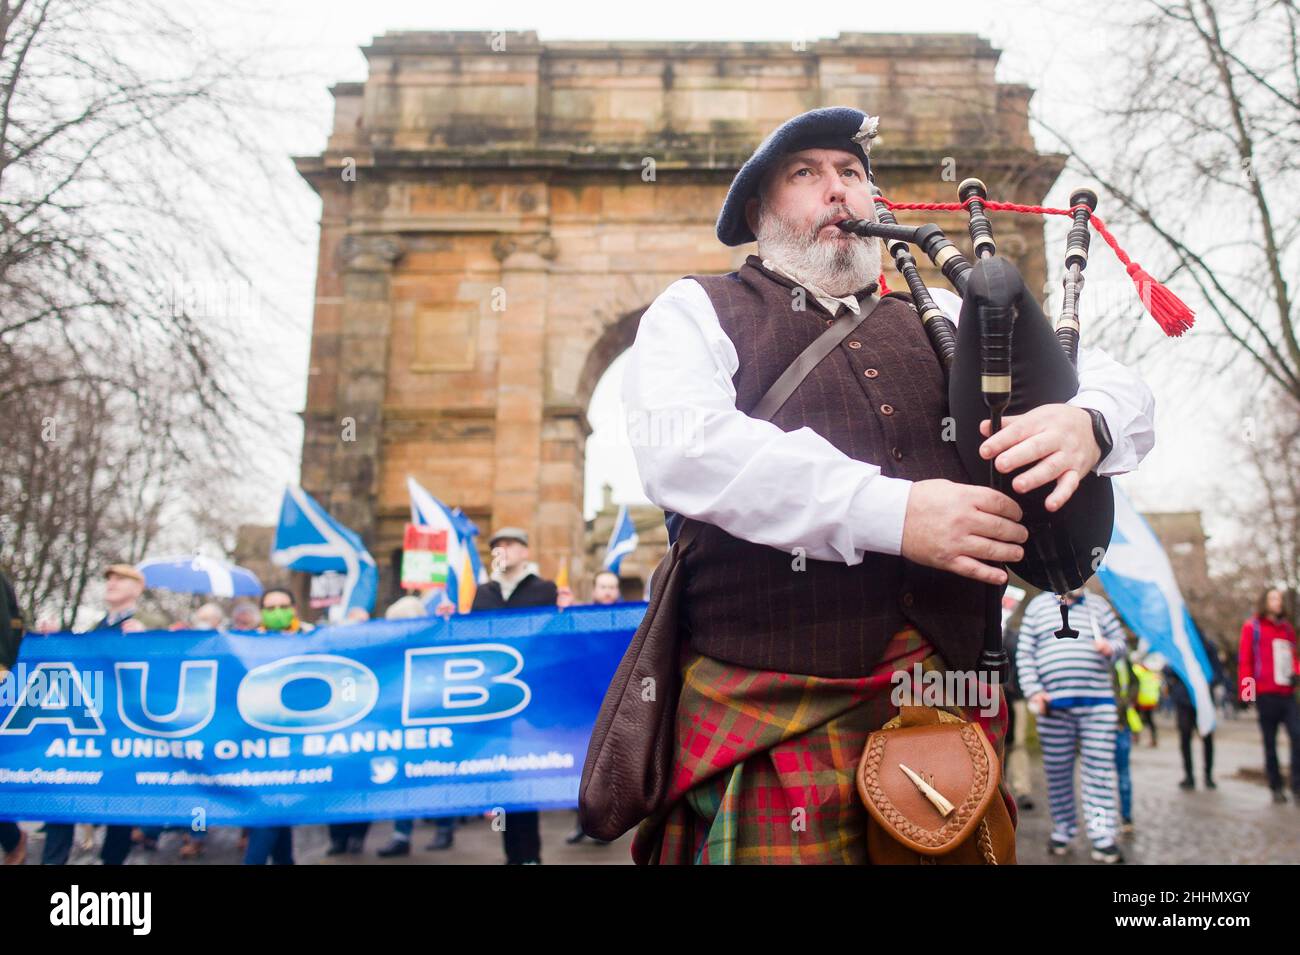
xmin=1014 ymin=707 xmax=1300 ymax=865
xmin=9 ymin=709 xmax=1296 ymax=865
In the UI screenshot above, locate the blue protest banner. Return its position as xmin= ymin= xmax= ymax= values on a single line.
xmin=0 ymin=604 xmax=642 ymax=826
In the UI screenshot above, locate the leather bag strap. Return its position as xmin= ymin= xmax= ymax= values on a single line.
xmin=676 ymin=298 xmax=878 ymax=553
xmin=749 ymin=294 xmax=881 ymax=422
xmin=673 ymin=295 xmax=879 ymax=551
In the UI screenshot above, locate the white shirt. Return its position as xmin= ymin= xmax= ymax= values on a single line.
xmin=760 ymin=257 xmax=866 ymax=316
xmin=623 ymin=273 xmax=1156 ymax=567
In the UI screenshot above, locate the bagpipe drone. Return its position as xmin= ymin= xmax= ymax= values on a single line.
xmin=837 ymin=179 xmax=1194 ymax=675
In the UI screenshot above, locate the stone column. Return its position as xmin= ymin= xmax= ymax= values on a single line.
xmin=540 ymin=407 xmax=589 ymax=590
xmin=325 ymin=233 xmax=404 ymax=546
xmin=490 ymin=235 xmax=554 ymax=569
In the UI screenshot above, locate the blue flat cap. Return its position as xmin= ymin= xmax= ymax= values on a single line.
xmin=716 ymin=107 xmax=879 ymax=247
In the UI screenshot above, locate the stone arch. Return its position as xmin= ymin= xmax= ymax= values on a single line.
xmin=574 ymin=305 xmax=646 ymax=416
xmin=292 ymin=30 xmax=1063 ymax=604
xmin=537 ymin=266 xmax=722 ymax=591
xmin=570 ymin=304 xmax=659 ymax=600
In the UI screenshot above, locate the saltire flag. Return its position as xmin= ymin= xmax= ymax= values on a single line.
xmin=408 ymin=476 xmax=483 ymax=613
xmin=448 ymin=505 xmax=486 ymax=590
xmin=602 ymin=504 xmax=637 ymax=575
xmin=1096 ymin=485 xmax=1217 ymax=735
xmin=270 ymin=486 xmax=378 ymax=617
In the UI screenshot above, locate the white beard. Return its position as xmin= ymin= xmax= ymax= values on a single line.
xmin=754 ymin=203 xmax=882 ymax=297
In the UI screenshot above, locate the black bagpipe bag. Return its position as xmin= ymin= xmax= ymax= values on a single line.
xmin=946 ymin=256 xmax=1115 ymax=593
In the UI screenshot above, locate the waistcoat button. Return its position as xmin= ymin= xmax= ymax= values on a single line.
xmin=880 ymin=403 xmax=895 ymax=416
xmin=864 ymin=368 xmax=879 ymax=379
xmin=902 ymin=592 xmax=915 ymax=608
xmin=892 ymin=447 xmax=904 ymax=460
xmin=847 ymin=340 xmax=862 ymax=349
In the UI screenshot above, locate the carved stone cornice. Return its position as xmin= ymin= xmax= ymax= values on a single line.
xmin=491 ymin=233 xmax=558 ymax=263
xmin=336 ymin=234 xmax=405 ymax=272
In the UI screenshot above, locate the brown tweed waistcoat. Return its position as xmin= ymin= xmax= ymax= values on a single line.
xmin=681 ymin=255 xmax=988 ymax=677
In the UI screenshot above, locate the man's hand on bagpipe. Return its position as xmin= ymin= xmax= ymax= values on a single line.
xmin=900 ymin=480 xmax=1028 ymax=587
xmin=842 ymin=176 xmax=1193 ymax=658
xmin=978 ymin=405 xmax=1102 ymax=513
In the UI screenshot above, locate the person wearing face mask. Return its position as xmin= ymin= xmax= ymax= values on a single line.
xmin=468 ymin=528 xmax=558 ymax=864
xmin=243 ymin=587 xmax=309 ymax=865
xmin=257 ymin=587 xmax=312 ymax=635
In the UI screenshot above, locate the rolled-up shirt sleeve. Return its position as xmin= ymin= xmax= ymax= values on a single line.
xmin=623 ymin=278 xmax=914 ymax=564
xmin=930 ymin=287 xmax=1156 ymax=477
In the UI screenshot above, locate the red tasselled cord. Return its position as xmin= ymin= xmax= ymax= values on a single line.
xmin=875 ymin=195 xmax=1195 ymax=337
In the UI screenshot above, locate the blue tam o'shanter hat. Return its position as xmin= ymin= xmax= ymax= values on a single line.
xmin=715 ymin=107 xmax=879 ymax=247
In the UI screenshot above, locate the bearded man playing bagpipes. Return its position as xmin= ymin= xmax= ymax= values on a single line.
xmin=578 ymin=107 xmax=1187 ymax=865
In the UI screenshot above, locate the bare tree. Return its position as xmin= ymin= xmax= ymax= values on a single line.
xmin=1225 ymin=391 xmax=1300 ymax=590
xmin=1171 ymin=384 xmax=1300 ymax=664
xmin=0 ymin=0 xmax=308 ymax=622
xmin=0 ymin=344 xmax=251 ymax=626
xmin=1036 ymin=0 xmax=1299 ymax=399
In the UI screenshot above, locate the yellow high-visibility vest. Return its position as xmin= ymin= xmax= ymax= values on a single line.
xmin=1115 ymin=659 xmax=1145 ymax=731
xmin=1132 ymin=663 xmax=1161 ymax=707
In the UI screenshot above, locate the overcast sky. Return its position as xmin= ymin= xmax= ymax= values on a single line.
xmin=208 ymin=0 xmax=1241 ymax=549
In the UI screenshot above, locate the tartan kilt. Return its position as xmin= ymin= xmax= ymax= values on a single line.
xmin=631 ymin=626 xmax=1013 ymax=864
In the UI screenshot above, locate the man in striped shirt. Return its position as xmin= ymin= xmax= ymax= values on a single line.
xmin=1016 ymin=588 xmax=1129 ymax=863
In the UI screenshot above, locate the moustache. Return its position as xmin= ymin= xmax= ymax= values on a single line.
xmin=812 ymin=207 xmax=862 ymax=236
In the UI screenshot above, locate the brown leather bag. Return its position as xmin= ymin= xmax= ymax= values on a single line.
xmin=578 ymin=295 xmax=883 ymax=842
xmin=856 ymin=706 xmax=1016 ymax=864
xmin=576 ymin=521 xmax=698 ymax=842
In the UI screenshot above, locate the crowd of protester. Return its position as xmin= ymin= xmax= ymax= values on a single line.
xmin=0 ymin=527 xmax=634 ymax=865
xmin=2 ymin=541 xmax=1297 ymax=866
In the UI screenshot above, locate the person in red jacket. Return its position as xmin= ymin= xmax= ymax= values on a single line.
xmin=1238 ymin=588 xmax=1300 ymax=802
